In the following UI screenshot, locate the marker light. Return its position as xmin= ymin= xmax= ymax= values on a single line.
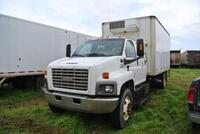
xmin=44 ymin=70 xmax=47 ymax=76
xmin=140 ymin=43 xmax=144 ymax=51
xmin=102 ymin=72 xmax=109 ymax=79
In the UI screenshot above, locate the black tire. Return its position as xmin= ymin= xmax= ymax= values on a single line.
xmin=13 ymin=77 xmax=28 ymax=89
xmin=48 ymin=104 xmax=65 ymax=113
xmin=26 ymin=76 xmax=35 ymax=89
xmin=111 ymin=88 xmax=133 ymax=129
xmin=35 ymin=76 xmax=45 ymax=90
xmin=192 ymin=122 xmax=200 ymax=128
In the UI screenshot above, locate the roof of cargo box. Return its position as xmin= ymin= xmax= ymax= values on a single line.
xmin=102 ymin=16 xmax=170 ymax=36
xmin=0 ymin=14 xmax=94 ymax=38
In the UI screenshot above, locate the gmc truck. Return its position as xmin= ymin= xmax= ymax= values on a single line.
xmin=43 ymin=16 xmax=170 ymax=128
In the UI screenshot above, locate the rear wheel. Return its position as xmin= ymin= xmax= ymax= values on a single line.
xmin=48 ymin=104 xmax=65 ymax=113
xmin=13 ymin=77 xmax=31 ymax=89
xmin=35 ymin=76 xmax=45 ymax=90
xmin=26 ymin=76 xmax=35 ymax=89
xmin=111 ymin=87 xmax=133 ymax=129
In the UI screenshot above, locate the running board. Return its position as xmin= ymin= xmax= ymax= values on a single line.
xmin=135 ymin=82 xmax=150 ymax=91
xmin=135 ymin=82 xmax=150 ymax=105
xmin=135 ymin=83 xmax=145 ymax=91
xmin=138 ymin=94 xmax=150 ymax=105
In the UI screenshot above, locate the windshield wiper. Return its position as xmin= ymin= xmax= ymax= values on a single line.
xmin=86 ymin=53 xmax=106 ymax=57
xmin=72 ymin=54 xmax=86 ymax=57
xmin=73 ymin=53 xmax=113 ymax=57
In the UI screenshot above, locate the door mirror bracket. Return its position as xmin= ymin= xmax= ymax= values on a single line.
xmin=66 ymin=44 xmax=71 ymax=57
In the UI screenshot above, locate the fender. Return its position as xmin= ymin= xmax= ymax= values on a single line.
xmin=108 ymin=68 xmax=135 ymax=95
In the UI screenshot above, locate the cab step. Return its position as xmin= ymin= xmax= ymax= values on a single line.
xmin=134 ymin=82 xmax=150 ymax=105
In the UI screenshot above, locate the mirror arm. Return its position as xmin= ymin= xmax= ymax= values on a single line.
xmin=66 ymin=44 xmax=71 ymax=57
xmin=124 ymin=57 xmax=139 ymax=65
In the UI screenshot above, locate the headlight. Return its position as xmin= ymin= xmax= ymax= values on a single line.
xmin=96 ymin=83 xmax=117 ymax=96
xmin=105 ymin=85 xmax=114 ymax=92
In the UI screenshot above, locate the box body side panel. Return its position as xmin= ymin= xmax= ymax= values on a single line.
xmin=153 ymin=18 xmax=170 ymax=75
xmin=0 ymin=15 xmax=93 ymax=74
xmin=102 ymin=16 xmax=170 ymax=76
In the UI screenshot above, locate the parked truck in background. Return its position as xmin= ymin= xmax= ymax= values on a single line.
xmin=181 ymin=50 xmax=200 ymax=68
xmin=170 ymin=50 xmax=181 ymax=68
xmin=43 ymin=16 xmax=170 ymax=128
xmin=0 ymin=14 xmax=95 ymax=89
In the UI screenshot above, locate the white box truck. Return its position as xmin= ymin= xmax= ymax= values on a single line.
xmin=102 ymin=16 xmax=170 ymax=76
xmin=43 ymin=16 xmax=170 ymax=128
xmin=0 ymin=14 xmax=95 ymax=89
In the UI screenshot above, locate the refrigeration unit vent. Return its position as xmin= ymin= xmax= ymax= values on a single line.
xmin=109 ymin=21 xmax=125 ymax=29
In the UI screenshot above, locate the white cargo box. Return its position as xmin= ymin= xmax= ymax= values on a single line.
xmin=0 ymin=14 xmax=95 ymax=77
xmin=102 ymin=16 xmax=170 ymax=76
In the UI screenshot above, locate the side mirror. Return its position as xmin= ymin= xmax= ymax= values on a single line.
xmin=66 ymin=44 xmax=71 ymax=57
xmin=136 ymin=39 xmax=144 ymax=57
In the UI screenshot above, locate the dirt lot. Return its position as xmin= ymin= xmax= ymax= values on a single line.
xmin=0 ymin=69 xmax=200 ymax=134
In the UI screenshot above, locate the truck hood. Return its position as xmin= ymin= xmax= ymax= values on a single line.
xmin=48 ymin=56 xmax=121 ymax=68
xmin=47 ymin=56 xmax=123 ymax=95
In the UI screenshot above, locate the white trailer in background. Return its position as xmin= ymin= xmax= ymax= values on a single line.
xmin=102 ymin=16 xmax=170 ymax=77
xmin=0 ymin=14 xmax=95 ymax=89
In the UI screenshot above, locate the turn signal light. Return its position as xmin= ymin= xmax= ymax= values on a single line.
xmin=102 ymin=72 xmax=109 ymax=79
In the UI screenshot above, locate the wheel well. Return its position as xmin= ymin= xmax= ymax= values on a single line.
xmin=120 ymin=80 xmax=134 ymax=95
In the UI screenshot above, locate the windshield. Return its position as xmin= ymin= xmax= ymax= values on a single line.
xmin=72 ymin=39 xmax=125 ymax=57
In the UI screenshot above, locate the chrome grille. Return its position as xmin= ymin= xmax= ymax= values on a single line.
xmin=52 ymin=68 xmax=88 ymax=91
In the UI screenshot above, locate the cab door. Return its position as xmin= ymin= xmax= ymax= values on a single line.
xmin=125 ymin=40 xmax=146 ymax=85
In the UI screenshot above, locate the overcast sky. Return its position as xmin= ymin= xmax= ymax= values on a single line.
xmin=0 ymin=0 xmax=200 ymax=51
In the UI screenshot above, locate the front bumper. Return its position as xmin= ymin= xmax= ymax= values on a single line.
xmin=188 ymin=112 xmax=200 ymax=124
xmin=43 ymin=88 xmax=119 ymax=114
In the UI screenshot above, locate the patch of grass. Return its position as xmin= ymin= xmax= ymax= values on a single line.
xmin=0 ymin=88 xmax=42 ymax=107
xmin=0 ymin=69 xmax=200 ymax=134
xmin=0 ymin=125 xmax=28 ymax=134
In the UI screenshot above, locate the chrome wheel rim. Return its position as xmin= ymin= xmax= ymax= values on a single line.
xmin=40 ymin=79 xmax=46 ymax=90
xmin=163 ymin=75 xmax=166 ymax=87
xmin=123 ymin=96 xmax=132 ymax=121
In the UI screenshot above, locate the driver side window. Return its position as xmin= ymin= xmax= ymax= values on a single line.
xmin=125 ymin=40 xmax=136 ymax=58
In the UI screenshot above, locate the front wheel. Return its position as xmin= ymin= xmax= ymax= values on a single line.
xmin=111 ymin=88 xmax=133 ymax=129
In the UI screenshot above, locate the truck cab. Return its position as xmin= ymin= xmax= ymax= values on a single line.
xmin=44 ymin=37 xmax=149 ymax=128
